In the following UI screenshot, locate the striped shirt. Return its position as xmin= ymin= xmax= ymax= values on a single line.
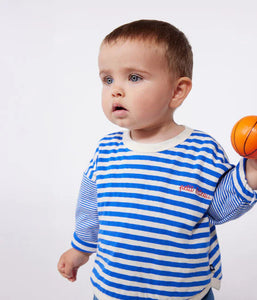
xmin=71 ymin=127 xmax=256 ymax=300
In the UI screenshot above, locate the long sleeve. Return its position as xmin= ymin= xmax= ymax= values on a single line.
xmin=71 ymin=174 xmax=99 ymax=253
xmin=71 ymin=147 xmax=99 ymax=253
xmin=71 ymin=145 xmax=100 ymax=253
xmin=208 ymin=158 xmax=257 ymax=225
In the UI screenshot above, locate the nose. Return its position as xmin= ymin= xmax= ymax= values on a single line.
xmin=112 ymin=88 xmax=125 ymax=98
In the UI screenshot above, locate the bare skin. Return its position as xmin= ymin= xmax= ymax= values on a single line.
xmin=246 ymin=158 xmax=257 ymax=190
xmin=57 ymin=248 xmax=91 ymax=282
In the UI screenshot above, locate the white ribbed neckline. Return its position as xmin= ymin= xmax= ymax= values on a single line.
xmin=122 ymin=126 xmax=193 ymax=153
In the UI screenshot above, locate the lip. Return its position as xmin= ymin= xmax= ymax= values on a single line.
xmin=112 ymin=103 xmax=128 ymax=112
xmin=112 ymin=103 xmax=128 ymax=117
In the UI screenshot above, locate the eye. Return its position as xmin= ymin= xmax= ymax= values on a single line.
xmin=129 ymin=74 xmax=142 ymax=82
xmin=103 ymin=76 xmax=113 ymax=85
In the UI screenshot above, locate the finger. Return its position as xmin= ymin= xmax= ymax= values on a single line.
xmin=60 ymin=269 xmax=74 ymax=281
xmin=58 ymin=261 xmax=72 ymax=280
xmin=57 ymin=261 xmax=65 ymax=275
xmin=71 ymin=267 xmax=78 ymax=281
xmin=64 ymin=263 xmax=76 ymax=280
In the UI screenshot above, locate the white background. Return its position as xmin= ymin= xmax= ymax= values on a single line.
xmin=1 ymin=0 xmax=257 ymax=299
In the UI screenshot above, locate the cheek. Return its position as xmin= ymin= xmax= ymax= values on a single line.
xmin=134 ymin=89 xmax=165 ymax=112
xmin=101 ymin=90 xmax=110 ymax=116
xmin=136 ymin=97 xmax=170 ymax=121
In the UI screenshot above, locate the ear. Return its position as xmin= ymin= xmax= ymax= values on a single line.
xmin=169 ymin=77 xmax=192 ymax=110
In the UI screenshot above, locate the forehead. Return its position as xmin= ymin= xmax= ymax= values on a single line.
xmin=98 ymin=39 xmax=168 ymax=71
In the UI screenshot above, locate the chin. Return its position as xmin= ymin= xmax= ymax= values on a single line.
xmin=109 ymin=119 xmax=128 ymax=129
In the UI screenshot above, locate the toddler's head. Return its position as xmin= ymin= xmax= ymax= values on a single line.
xmin=102 ymin=19 xmax=193 ymax=80
xmin=98 ymin=20 xmax=193 ymax=140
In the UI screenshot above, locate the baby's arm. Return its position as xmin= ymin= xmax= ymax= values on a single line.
xmin=246 ymin=159 xmax=257 ymax=190
xmin=208 ymin=158 xmax=257 ymax=224
xmin=58 ymin=174 xmax=98 ymax=281
xmin=57 ymin=248 xmax=91 ymax=282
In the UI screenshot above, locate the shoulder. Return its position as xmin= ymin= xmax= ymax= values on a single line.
xmin=188 ymin=129 xmax=223 ymax=149
xmin=100 ymin=131 xmax=124 ymax=141
xmin=189 ymin=129 xmax=220 ymax=144
xmin=97 ymin=131 xmax=125 ymax=149
xmin=186 ymin=128 xmax=229 ymax=163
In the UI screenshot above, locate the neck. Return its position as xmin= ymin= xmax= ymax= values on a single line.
xmin=130 ymin=122 xmax=185 ymax=143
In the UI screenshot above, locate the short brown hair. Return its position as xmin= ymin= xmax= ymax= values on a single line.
xmin=103 ymin=19 xmax=193 ymax=79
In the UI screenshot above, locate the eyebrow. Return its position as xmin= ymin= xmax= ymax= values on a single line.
xmin=99 ymin=67 xmax=151 ymax=77
xmin=99 ymin=70 xmax=109 ymax=77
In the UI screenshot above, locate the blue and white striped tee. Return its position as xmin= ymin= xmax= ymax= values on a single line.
xmin=71 ymin=127 xmax=256 ymax=300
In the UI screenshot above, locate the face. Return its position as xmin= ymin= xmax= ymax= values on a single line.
xmin=98 ymin=39 xmax=177 ymax=135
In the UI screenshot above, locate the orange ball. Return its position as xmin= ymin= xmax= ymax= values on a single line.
xmin=231 ymin=115 xmax=257 ymax=159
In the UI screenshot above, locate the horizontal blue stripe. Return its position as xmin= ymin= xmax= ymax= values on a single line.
xmin=91 ymin=277 xmax=206 ymax=299
xmin=73 ymin=232 xmax=96 ymax=248
xmin=91 ymin=277 xmax=156 ymax=300
xmin=214 ymin=264 xmax=222 ymax=279
xmin=209 ymin=255 xmax=221 ymax=277
xmin=98 ymin=208 xmax=209 ymax=232
xmin=99 ymin=148 xmax=230 ymax=174
xmin=98 ymin=202 xmax=199 ymax=225
xmin=98 ymin=193 xmax=204 ymax=220
xmin=99 ymin=148 xmax=131 ymax=155
xmin=100 ymin=219 xmax=209 ymax=240
xmin=92 ymin=267 xmax=209 ymax=298
xmin=209 ymin=243 xmax=219 ymax=262
xmin=98 ymin=239 xmax=209 ymax=262
xmin=97 ymin=253 xmax=210 ymax=278
xmin=210 ymin=224 xmax=215 ymax=233
xmin=101 ymin=141 xmax=124 ymax=147
xmin=185 ymin=135 xmax=227 ymax=154
xmin=97 ymin=173 xmax=214 ymax=200
xmin=97 ymin=183 xmax=209 ymax=211
xmin=164 ymin=148 xmax=229 ymax=170
xmin=99 ymin=229 xmax=209 ymax=250
xmin=190 ymin=131 xmax=223 ymax=148
xmin=101 ymin=132 xmax=123 ymax=140
xmin=209 ymin=235 xmax=217 ymax=250
xmin=95 ymin=258 xmax=211 ymax=287
xmin=186 ymin=136 xmax=221 ymax=146
xmin=98 ymin=154 xmax=225 ymax=178
xmin=71 ymin=241 xmax=96 ymax=253
xmin=190 ymin=131 xmax=212 ymax=137
xmin=97 ymin=164 xmax=218 ymax=187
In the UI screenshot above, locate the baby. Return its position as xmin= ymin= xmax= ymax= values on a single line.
xmin=58 ymin=20 xmax=257 ymax=300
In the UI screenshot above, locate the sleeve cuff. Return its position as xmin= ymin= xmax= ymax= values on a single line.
xmin=71 ymin=232 xmax=98 ymax=253
xmin=233 ymin=158 xmax=257 ymax=204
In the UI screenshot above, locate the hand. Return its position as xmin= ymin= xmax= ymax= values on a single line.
xmin=246 ymin=159 xmax=257 ymax=190
xmin=57 ymin=248 xmax=91 ymax=282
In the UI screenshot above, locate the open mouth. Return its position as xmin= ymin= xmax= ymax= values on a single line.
xmin=112 ymin=104 xmax=127 ymax=112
